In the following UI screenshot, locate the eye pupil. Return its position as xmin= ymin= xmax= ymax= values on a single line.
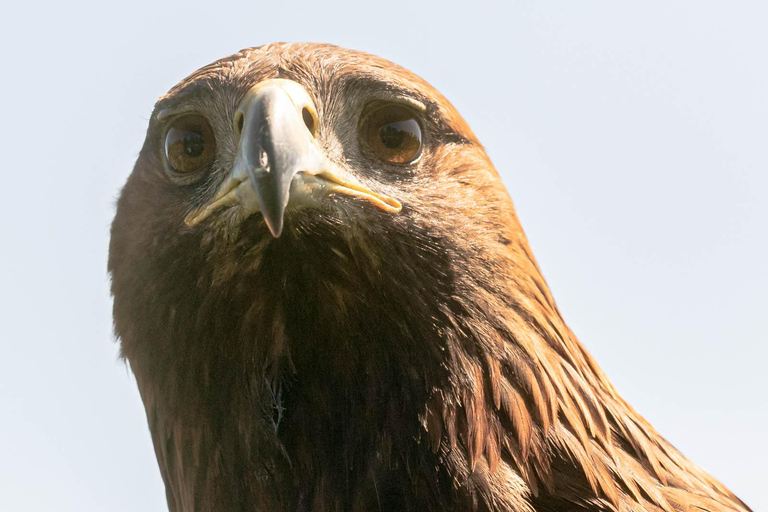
xmin=165 ymin=114 xmax=216 ymax=174
xmin=379 ymin=123 xmax=406 ymax=149
xmin=361 ymin=105 xmax=422 ymax=165
xmin=183 ymin=131 xmax=205 ymax=157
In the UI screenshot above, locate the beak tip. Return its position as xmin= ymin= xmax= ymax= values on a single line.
xmin=264 ymin=217 xmax=284 ymax=238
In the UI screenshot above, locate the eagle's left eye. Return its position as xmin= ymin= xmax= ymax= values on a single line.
xmin=164 ymin=114 xmax=216 ymax=174
xmin=360 ymin=104 xmax=422 ymax=165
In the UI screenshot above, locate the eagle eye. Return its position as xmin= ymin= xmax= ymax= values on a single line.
xmin=360 ymin=105 xmax=422 ymax=165
xmin=164 ymin=114 xmax=216 ymax=174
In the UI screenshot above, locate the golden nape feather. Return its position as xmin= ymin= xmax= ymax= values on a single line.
xmin=109 ymin=43 xmax=751 ymax=512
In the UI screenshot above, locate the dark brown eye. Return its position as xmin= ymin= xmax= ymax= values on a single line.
xmin=164 ymin=114 xmax=216 ymax=173
xmin=360 ymin=105 xmax=422 ymax=164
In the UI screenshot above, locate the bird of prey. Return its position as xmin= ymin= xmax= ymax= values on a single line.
xmin=109 ymin=43 xmax=750 ymax=512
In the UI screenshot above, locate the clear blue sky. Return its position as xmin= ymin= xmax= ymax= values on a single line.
xmin=1 ymin=2 xmax=765 ymax=511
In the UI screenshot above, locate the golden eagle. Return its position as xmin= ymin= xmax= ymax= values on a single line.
xmin=109 ymin=43 xmax=750 ymax=512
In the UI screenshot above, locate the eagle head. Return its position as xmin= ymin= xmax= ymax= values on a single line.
xmin=109 ymin=43 xmax=749 ymax=512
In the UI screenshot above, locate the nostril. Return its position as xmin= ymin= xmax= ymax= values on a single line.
xmin=302 ymin=107 xmax=317 ymax=137
xmin=235 ymin=112 xmax=244 ymax=138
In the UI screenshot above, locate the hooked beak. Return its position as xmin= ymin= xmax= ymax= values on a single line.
xmin=184 ymin=79 xmax=401 ymax=237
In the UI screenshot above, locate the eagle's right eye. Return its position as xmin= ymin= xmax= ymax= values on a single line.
xmin=164 ymin=115 xmax=216 ymax=174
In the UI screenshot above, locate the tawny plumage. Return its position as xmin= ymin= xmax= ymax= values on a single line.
xmin=109 ymin=43 xmax=751 ymax=512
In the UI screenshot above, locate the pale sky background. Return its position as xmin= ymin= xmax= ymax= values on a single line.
xmin=0 ymin=2 xmax=765 ymax=511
